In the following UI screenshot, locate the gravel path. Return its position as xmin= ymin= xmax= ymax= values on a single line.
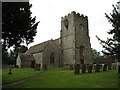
xmin=2 ymin=72 xmax=46 ymax=88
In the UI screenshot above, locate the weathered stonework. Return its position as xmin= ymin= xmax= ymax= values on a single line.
xmin=60 ymin=11 xmax=92 ymax=67
xmin=16 ymin=11 xmax=92 ymax=69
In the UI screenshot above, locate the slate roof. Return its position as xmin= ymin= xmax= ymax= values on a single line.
xmin=25 ymin=38 xmax=60 ymax=54
xmin=18 ymin=53 xmax=34 ymax=61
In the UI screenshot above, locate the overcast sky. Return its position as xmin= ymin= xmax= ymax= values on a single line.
xmin=29 ymin=0 xmax=118 ymax=52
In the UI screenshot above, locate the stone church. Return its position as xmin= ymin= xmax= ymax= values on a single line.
xmin=16 ymin=11 xmax=92 ymax=69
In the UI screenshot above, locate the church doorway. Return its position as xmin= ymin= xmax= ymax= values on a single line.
xmin=80 ymin=59 xmax=84 ymax=64
xmin=31 ymin=61 xmax=35 ymax=68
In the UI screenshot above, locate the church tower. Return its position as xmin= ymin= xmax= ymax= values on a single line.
xmin=60 ymin=11 xmax=92 ymax=67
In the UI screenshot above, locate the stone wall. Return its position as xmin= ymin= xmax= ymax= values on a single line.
xmin=61 ymin=11 xmax=92 ymax=67
xmin=74 ymin=12 xmax=92 ymax=64
xmin=42 ymin=39 xmax=60 ymax=68
xmin=21 ymin=60 xmax=32 ymax=68
xmin=61 ymin=11 xmax=76 ymax=66
xmin=19 ymin=11 xmax=92 ymax=69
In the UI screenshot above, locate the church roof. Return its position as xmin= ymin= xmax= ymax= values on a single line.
xmin=18 ymin=53 xmax=34 ymax=61
xmin=25 ymin=38 xmax=60 ymax=54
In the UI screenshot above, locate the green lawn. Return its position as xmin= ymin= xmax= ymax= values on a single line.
xmin=3 ymin=68 xmax=118 ymax=88
xmin=2 ymin=68 xmax=42 ymax=84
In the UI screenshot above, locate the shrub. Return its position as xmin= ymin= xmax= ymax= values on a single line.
xmin=35 ymin=64 xmax=41 ymax=71
xmin=82 ymin=64 xmax=86 ymax=73
xmin=8 ymin=68 xmax=13 ymax=74
xmin=88 ymin=64 xmax=93 ymax=73
xmin=95 ymin=64 xmax=100 ymax=72
xmin=74 ymin=64 xmax=80 ymax=74
xmin=103 ymin=64 xmax=107 ymax=71
xmin=42 ymin=64 xmax=48 ymax=70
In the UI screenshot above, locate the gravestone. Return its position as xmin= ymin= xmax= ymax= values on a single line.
xmin=108 ymin=63 xmax=112 ymax=70
xmin=35 ymin=64 xmax=41 ymax=71
xmin=42 ymin=64 xmax=48 ymax=70
xmin=88 ymin=64 xmax=93 ymax=73
xmin=113 ymin=64 xmax=117 ymax=69
xmin=74 ymin=64 xmax=80 ymax=74
xmin=103 ymin=64 xmax=107 ymax=71
xmin=99 ymin=64 xmax=102 ymax=69
xmin=95 ymin=64 xmax=100 ymax=72
xmin=93 ymin=64 xmax=96 ymax=70
xmin=82 ymin=64 xmax=86 ymax=73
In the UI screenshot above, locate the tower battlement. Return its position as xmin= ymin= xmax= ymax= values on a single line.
xmin=61 ymin=11 xmax=88 ymax=20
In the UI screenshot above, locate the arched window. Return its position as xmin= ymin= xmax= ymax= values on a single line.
xmin=64 ymin=19 xmax=69 ymax=28
xmin=80 ymin=46 xmax=84 ymax=57
xmin=50 ymin=53 xmax=54 ymax=64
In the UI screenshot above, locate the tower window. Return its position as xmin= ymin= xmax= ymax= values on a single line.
xmin=50 ymin=53 xmax=54 ymax=63
xmin=80 ymin=46 xmax=84 ymax=57
xmin=64 ymin=19 xmax=69 ymax=28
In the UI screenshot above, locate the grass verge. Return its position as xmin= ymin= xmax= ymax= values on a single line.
xmin=2 ymin=68 xmax=42 ymax=84
xmin=4 ymin=68 xmax=118 ymax=88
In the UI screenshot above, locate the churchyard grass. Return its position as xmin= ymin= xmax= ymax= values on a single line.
xmin=4 ymin=68 xmax=118 ymax=88
xmin=2 ymin=68 xmax=42 ymax=84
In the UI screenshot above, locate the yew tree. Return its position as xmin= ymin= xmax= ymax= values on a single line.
xmin=96 ymin=1 xmax=120 ymax=73
xmin=2 ymin=2 xmax=39 ymax=51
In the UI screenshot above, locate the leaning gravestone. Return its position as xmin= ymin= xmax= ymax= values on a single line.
xmin=88 ymin=64 xmax=93 ymax=73
xmin=35 ymin=64 xmax=41 ymax=71
xmin=82 ymin=64 xmax=86 ymax=73
xmin=95 ymin=64 xmax=100 ymax=72
xmin=42 ymin=64 xmax=48 ymax=70
xmin=74 ymin=64 xmax=80 ymax=74
xmin=103 ymin=64 xmax=107 ymax=71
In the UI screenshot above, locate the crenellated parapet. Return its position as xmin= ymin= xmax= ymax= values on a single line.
xmin=61 ymin=11 xmax=88 ymax=21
